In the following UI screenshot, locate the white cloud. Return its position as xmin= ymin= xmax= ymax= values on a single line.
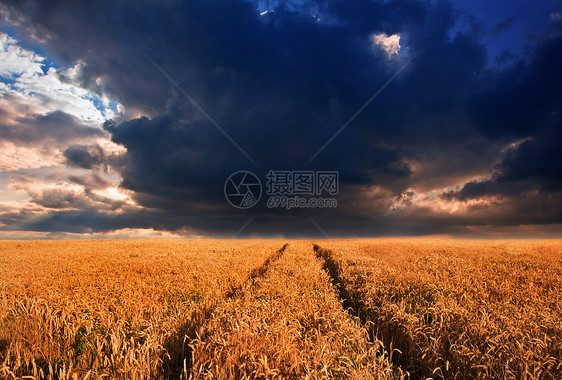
xmin=0 ymin=33 xmax=126 ymax=172
xmin=0 ymin=32 xmax=120 ymax=124
xmin=0 ymin=34 xmax=43 ymax=75
xmin=372 ymin=33 xmax=401 ymax=57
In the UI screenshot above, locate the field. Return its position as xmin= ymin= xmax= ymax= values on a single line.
xmin=0 ymin=239 xmax=561 ymax=379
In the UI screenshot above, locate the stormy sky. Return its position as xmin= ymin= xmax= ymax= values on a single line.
xmin=0 ymin=0 xmax=561 ymax=238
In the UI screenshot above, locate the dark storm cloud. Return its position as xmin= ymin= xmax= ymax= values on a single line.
xmin=498 ymin=128 xmax=562 ymax=191
xmin=29 ymin=187 xmax=90 ymax=210
xmin=445 ymin=124 xmax=562 ymax=202
xmin=1 ymin=0 xmax=561 ymax=236
xmin=0 ymin=107 xmax=103 ymax=145
xmin=491 ymin=17 xmax=514 ymax=34
xmin=63 ymin=144 xmax=105 ymax=169
xmin=468 ymin=34 xmax=562 ymax=139
xmin=445 ymin=28 xmax=562 ymax=213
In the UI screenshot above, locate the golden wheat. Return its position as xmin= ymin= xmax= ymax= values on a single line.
xmin=315 ymin=239 xmax=562 ymax=380
xmin=1 ymin=239 xmax=561 ymax=379
xmin=0 ymin=240 xmax=284 ymax=379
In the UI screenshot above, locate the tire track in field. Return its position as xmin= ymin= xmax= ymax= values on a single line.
xmin=313 ymin=243 xmax=426 ymax=379
xmin=313 ymin=244 xmax=368 ymax=324
xmin=162 ymin=243 xmax=288 ymax=378
xmin=227 ymin=243 xmax=288 ymax=298
xmin=189 ymin=242 xmax=394 ymax=379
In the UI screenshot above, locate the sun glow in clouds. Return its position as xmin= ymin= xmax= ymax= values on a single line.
xmin=372 ymin=33 xmax=401 ymax=57
xmin=92 ymin=186 xmax=137 ymax=206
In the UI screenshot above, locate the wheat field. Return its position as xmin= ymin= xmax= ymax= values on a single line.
xmin=0 ymin=239 xmax=561 ymax=379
